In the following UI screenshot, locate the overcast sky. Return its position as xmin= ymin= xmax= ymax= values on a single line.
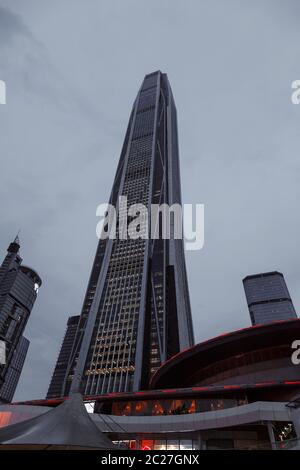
xmin=1 ymin=0 xmax=300 ymax=401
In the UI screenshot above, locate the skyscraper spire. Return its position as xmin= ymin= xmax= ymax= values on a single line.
xmin=13 ymin=230 xmax=20 ymax=246
xmin=8 ymin=231 xmax=20 ymax=254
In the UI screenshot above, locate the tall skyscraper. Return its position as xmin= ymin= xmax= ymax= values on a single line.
xmin=47 ymin=315 xmax=80 ymax=399
xmin=0 ymin=236 xmax=42 ymax=403
xmin=61 ymin=71 xmax=194 ymax=397
xmin=243 ymin=271 xmax=297 ymax=325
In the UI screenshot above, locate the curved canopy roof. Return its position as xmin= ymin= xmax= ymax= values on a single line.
xmin=0 ymin=393 xmax=115 ymax=450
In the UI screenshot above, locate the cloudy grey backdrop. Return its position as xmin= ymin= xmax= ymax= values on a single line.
xmin=0 ymin=0 xmax=300 ymax=400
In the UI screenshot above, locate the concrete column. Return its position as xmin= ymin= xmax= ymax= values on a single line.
xmin=267 ymin=422 xmax=277 ymax=450
xmin=288 ymin=408 xmax=300 ymax=439
xmin=198 ymin=432 xmax=205 ymax=450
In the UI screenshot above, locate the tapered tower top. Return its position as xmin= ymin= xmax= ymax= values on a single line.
xmin=8 ymin=232 xmax=20 ymax=254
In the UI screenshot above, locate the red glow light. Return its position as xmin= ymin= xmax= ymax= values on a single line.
xmin=141 ymin=440 xmax=153 ymax=450
xmin=223 ymin=385 xmax=241 ymax=389
xmin=254 ymin=382 xmax=276 ymax=387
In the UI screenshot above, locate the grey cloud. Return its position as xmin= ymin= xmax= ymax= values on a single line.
xmin=0 ymin=5 xmax=32 ymax=44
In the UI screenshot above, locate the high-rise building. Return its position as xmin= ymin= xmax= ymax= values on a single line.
xmin=47 ymin=315 xmax=80 ymax=399
xmin=61 ymin=71 xmax=194 ymax=397
xmin=0 ymin=236 xmax=42 ymax=403
xmin=243 ymin=271 xmax=297 ymax=325
xmin=0 ymin=336 xmax=29 ymax=403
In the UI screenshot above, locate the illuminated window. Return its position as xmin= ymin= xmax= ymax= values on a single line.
xmin=154 ymin=440 xmax=167 ymax=450
xmin=167 ymin=440 xmax=179 ymax=450
xmin=152 ymin=402 xmax=164 ymax=415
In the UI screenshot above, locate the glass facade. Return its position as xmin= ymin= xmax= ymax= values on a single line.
xmin=61 ymin=71 xmax=194 ymax=397
xmin=112 ymin=423 xmax=296 ymax=450
xmin=106 ymin=395 xmax=248 ymax=416
xmin=113 ymin=439 xmax=200 ymax=450
xmin=0 ymin=336 xmax=29 ymax=403
xmin=47 ymin=315 xmax=80 ymax=398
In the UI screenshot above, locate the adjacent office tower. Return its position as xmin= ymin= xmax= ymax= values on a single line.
xmin=0 ymin=236 xmax=42 ymax=402
xmin=60 ymin=71 xmax=194 ymax=397
xmin=243 ymin=271 xmax=297 ymax=325
xmin=0 ymin=336 xmax=29 ymax=403
xmin=47 ymin=315 xmax=80 ymax=399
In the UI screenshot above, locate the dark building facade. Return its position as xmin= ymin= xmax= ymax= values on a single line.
xmin=47 ymin=315 xmax=80 ymax=399
xmin=0 ymin=336 xmax=29 ymax=403
xmin=61 ymin=71 xmax=194 ymax=397
xmin=243 ymin=271 xmax=297 ymax=325
xmin=0 ymin=236 xmax=42 ymax=403
xmin=151 ymin=318 xmax=300 ymax=390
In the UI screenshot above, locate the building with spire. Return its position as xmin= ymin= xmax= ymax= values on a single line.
xmin=53 ymin=71 xmax=194 ymax=397
xmin=0 ymin=236 xmax=42 ymax=403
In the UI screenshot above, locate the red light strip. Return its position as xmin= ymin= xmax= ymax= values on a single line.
xmin=254 ymin=382 xmax=276 ymax=387
xmin=223 ymin=385 xmax=242 ymax=390
xmin=283 ymin=381 xmax=300 ymax=385
xmin=13 ymin=379 xmax=300 ymax=407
